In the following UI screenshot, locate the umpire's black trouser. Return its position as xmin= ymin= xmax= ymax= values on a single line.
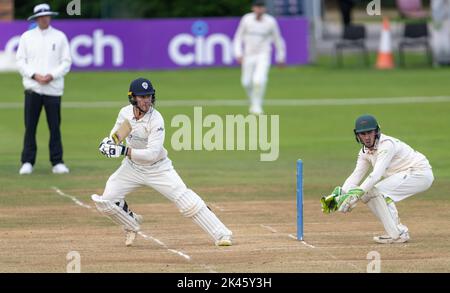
xmin=21 ymin=90 xmax=64 ymax=166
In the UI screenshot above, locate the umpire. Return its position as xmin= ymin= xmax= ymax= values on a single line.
xmin=16 ymin=3 xmax=72 ymax=174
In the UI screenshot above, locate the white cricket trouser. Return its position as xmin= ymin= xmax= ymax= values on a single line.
xmin=241 ymin=53 xmax=271 ymax=109
xmin=103 ymin=158 xmax=186 ymax=202
xmin=102 ymin=157 xmax=232 ymax=242
xmin=366 ymin=168 xmax=434 ymax=237
xmin=374 ymin=168 xmax=434 ymax=202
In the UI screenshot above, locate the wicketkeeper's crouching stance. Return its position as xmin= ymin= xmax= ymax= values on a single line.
xmin=92 ymin=77 xmax=232 ymax=247
xmin=321 ymin=114 xmax=434 ymax=244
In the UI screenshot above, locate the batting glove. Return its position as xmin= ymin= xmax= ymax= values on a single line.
xmin=98 ymin=139 xmax=128 ymax=158
xmin=337 ymin=188 xmax=365 ymax=213
xmin=98 ymin=137 xmax=113 ymax=156
xmin=320 ymin=186 xmax=342 ymax=214
xmin=100 ymin=136 xmax=114 ymax=145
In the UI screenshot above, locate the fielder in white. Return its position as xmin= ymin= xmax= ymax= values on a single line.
xmin=321 ymin=114 xmax=434 ymax=244
xmin=92 ymin=78 xmax=233 ymax=247
xmin=233 ymin=0 xmax=286 ymax=115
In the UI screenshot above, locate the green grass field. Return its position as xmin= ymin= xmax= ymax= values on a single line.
xmin=1 ymin=63 xmax=450 ymax=272
xmin=1 ymin=64 xmax=449 ymax=201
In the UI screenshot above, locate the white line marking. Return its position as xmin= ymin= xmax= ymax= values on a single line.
xmin=137 ymin=231 xmax=167 ymax=247
xmin=305 ymin=221 xmax=379 ymax=225
xmin=287 ymin=233 xmax=361 ymax=271
xmin=52 ymin=186 xmax=191 ymax=261
xmin=51 ymin=186 xmax=92 ymax=209
xmin=264 ymin=96 xmax=450 ymax=106
xmin=136 ymin=231 xmax=190 ymax=261
xmin=260 ymin=224 xmax=278 ymax=233
xmin=288 ymin=234 xmax=316 ymax=248
xmin=167 ymin=249 xmax=191 ymax=261
xmin=2 ymin=96 xmax=450 ymax=109
xmin=210 ymin=203 xmax=225 ymax=212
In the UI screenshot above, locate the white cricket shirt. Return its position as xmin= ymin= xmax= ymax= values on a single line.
xmin=233 ymin=12 xmax=286 ymax=63
xmin=110 ymin=105 xmax=168 ymax=166
xmin=16 ymin=25 xmax=72 ymax=96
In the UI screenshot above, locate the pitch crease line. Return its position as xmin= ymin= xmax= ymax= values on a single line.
xmin=287 ymin=234 xmax=361 ymax=271
xmin=52 ymin=186 xmax=192 ymax=261
xmin=260 ymin=224 xmax=278 ymax=233
xmin=288 ymin=234 xmax=316 ymax=248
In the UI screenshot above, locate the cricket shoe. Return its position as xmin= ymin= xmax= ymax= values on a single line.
xmin=19 ymin=162 xmax=33 ymax=175
xmin=373 ymin=231 xmax=410 ymax=244
xmin=52 ymin=163 xmax=70 ymax=174
xmin=124 ymin=214 xmax=143 ymax=247
xmin=249 ymin=105 xmax=263 ymax=115
xmin=215 ymin=235 xmax=232 ymax=246
xmin=125 ymin=231 xmax=137 ymax=247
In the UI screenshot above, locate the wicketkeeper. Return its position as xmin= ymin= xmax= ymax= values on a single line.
xmin=92 ymin=77 xmax=233 ymax=247
xmin=321 ymin=114 xmax=434 ymax=244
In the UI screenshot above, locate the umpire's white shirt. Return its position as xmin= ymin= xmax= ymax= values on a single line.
xmin=343 ymin=134 xmax=432 ymax=193
xmin=233 ymin=12 xmax=286 ymax=63
xmin=110 ymin=105 xmax=168 ymax=167
xmin=16 ymin=25 xmax=72 ymax=96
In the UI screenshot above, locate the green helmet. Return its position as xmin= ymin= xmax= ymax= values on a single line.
xmin=353 ymin=114 xmax=380 ymax=143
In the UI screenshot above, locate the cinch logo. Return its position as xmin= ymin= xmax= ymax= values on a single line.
xmin=4 ymin=28 xmax=123 ymax=67
xmin=168 ymin=20 xmax=233 ymax=66
xmin=70 ymin=29 xmax=123 ymax=67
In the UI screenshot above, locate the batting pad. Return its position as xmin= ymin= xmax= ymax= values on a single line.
xmin=386 ymin=201 xmax=409 ymax=234
xmin=91 ymin=194 xmax=140 ymax=232
xmin=366 ymin=194 xmax=401 ymax=239
xmin=193 ymin=206 xmax=233 ymax=241
xmin=175 ymin=189 xmax=232 ymax=241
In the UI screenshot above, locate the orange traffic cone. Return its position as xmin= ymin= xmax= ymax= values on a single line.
xmin=376 ymin=17 xmax=394 ymax=69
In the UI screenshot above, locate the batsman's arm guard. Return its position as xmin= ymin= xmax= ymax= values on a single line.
xmin=320 ymin=186 xmax=342 ymax=214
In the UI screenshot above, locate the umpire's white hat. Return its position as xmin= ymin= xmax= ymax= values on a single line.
xmin=27 ymin=3 xmax=58 ymax=21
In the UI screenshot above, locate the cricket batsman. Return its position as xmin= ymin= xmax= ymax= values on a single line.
xmin=321 ymin=114 xmax=434 ymax=243
xmin=92 ymin=77 xmax=232 ymax=247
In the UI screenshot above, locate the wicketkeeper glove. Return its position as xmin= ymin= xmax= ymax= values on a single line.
xmin=98 ymin=137 xmax=128 ymax=158
xmin=337 ymin=188 xmax=365 ymax=213
xmin=320 ymin=186 xmax=342 ymax=214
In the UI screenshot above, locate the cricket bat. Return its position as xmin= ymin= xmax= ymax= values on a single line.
xmin=111 ymin=119 xmax=132 ymax=144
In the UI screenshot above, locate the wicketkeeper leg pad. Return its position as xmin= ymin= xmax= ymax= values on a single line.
xmin=366 ymin=192 xmax=401 ymax=239
xmin=175 ymin=189 xmax=232 ymax=241
xmin=386 ymin=198 xmax=409 ymax=234
xmin=91 ymin=194 xmax=141 ymax=232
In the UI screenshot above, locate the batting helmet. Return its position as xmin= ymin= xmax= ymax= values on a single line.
xmin=128 ymin=77 xmax=156 ymax=106
xmin=353 ymin=114 xmax=380 ymax=143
